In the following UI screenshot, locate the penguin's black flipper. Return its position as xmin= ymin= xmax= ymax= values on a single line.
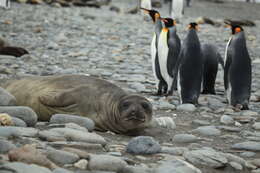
xmin=0 ymin=46 xmax=29 ymax=57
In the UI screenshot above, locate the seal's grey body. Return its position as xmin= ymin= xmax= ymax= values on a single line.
xmin=4 ymin=75 xmax=153 ymax=134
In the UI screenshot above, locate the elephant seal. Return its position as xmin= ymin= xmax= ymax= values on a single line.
xmin=3 ymin=75 xmax=153 ymax=134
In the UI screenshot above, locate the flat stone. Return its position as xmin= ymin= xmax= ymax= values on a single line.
xmin=0 ymin=139 xmax=16 ymax=154
xmin=46 ymin=148 xmax=80 ymax=165
xmin=154 ymin=158 xmax=202 ymax=173
xmin=38 ymin=130 xmax=67 ymax=142
xmin=161 ymin=147 xmax=189 ymax=156
xmin=118 ymin=166 xmax=152 ymax=173
xmin=220 ymin=115 xmax=234 ymax=125
xmin=217 ymin=126 xmax=241 ymax=132
xmin=0 ymin=87 xmax=16 ymax=106
xmin=231 ymin=141 xmax=260 ymax=151
xmin=240 ymin=151 xmax=256 ymax=158
xmin=177 ymin=104 xmax=196 ymax=112
xmin=52 ymin=168 xmax=74 ymax=173
xmin=183 ymin=149 xmax=228 ymax=168
xmin=192 ymin=126 xmax=221 ymax=136
xmin=253 ymin=122 xmax=260 ymax=130
xmin=11 ymin=117 xmax=27 ymax=127
xmin=50 ymin=114 xmax=95 ymax=131
xmin=0 ymin=106 xmax=38 ymax=126
xmin=87 ymin=154 xmax=127 ymax=172
xmin=229 ymin=161 xmax=243 ymax=170
xmin=151 ymin=117 xmax=176 ymax=129
xmin=126 ymin=136 xmax=161 ymax=154
xmin=173 ymin=134 xmax=200 ymax=143
xmin=48 ymin=141 xmax=103 ymax=150
xmin=0 ymin=127 xmax=38 ymax=138
xmin=0 ymin=162 xmax=52 ymax=173
xmin=192 ymin=120 xmax=211 ymax=126
xmin=240 ymin=110 xmax=258 ymax=116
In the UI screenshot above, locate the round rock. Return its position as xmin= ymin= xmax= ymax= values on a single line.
xmin=220 ymin=115 xmax=234 ymax=125
xmin=177 ymin=104 xmax=196 ymax=112
xmin=126 ymin=136 xmax=161 ymax=154
xmin=173 ymin=134 xmax=200 ymax=143
xmin=192 ymin=126 xmax=221 ymax=136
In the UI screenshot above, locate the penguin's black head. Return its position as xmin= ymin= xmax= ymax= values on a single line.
xmin=161 ymin=18 xmax=176 ymax=28
xmin=140 ymin=8 xmax=160 ymax=22
xmin=188 ymin=22 xmax=199 ymax=31
xmin=224 ymin=21 xmax=244 ymax=35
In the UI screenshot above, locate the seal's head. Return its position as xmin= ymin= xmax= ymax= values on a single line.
xmin=117 ymin=95 xmax=152 ymax=134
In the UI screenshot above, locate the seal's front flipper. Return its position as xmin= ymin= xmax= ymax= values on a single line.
xmin=39 ymin=89 xmax=77 ymax=107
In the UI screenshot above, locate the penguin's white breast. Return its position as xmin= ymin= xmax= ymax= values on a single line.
xmin=158 ymin=30 xmax=169 ymax=84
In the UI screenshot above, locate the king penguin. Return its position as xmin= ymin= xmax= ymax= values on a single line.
xmin=201 ymin=43 xmax=223 ymax=95
xmin=170 ymin=0 xmax=184 ymax=21
xmin=158 ymin=18 xmax=181 ymax=95
xmin=141 ymin=8 xmax=168 ymax=95
xmin=224 ymin=23 xmax=251 ymax=110
xmin=174 ymin=22 xmax=203 ymax=104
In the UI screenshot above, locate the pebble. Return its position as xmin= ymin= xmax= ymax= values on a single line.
xmin=183 ymin=149 xmax=228 ymax=168
xmin=192 ymin=126 xmax=221 ymax=136
xmin=0 ymin=87 xmax=16 ymax=106
xmin=87 ymin=154 xmax=127 ymax=172
xmin=217 ymin=126 xmax=241 ymax=132
xmin=172 ymin=134 xmax=200 ymax=143
xmin=52 ymin=168 xmax=74 ymax=173
xmin=0 ymin=106 xmax=38 ymax=126
xmin=46 ymin=148 xmax=80 ymax=165
xmin=154 ymin=158 xmax=202 ymax=173
xmin=240 ymin=151 xmax=256 ymax=158
xmin=240 ymin=110 xmax=258 ymax=116
xmin=220 ymin=115 xmax=234 ymax=125
xmin=49 ymin=114 xmax=95 ymax=131
xmin=176 ymin=104 xmax=196 ymax=112
xmin=73 ymin=159 xmax=88 ymax=169
xmin=0 ymin=139 xmax=16 ymax=154
xmin=253 ymin=122 xmax=260 ymax=130
xmin=229 ymin=161 xmax=243 ymax=170
xmin=0 ymin=127 xmax=38 ymax=138
xmin=118 ymin=166 xmax=152 ymax=173
xmin=152 ymin=117 xmax=176 ymax=129
xmin=126 ymin=136 xmax=161 ymax=154
xmin=231 ymin=141 xmax=260 ymax=151
xmin=192 ymin=120 xmax=211 ymax=126
xmin=48 ymin=141 xmax=103 ymax=151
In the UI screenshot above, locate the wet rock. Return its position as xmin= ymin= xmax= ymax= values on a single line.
xmin=161 ymin=147 xmax=189 ymax=156
xmin=192 ymin=126 xmax=221 ymax=136
xmin=0 ymin=162 xmax=52 ymax=173
xmin=0 ymin=139 xmax=16 ymax=154
xmin=8 ymin=144 xmax=58 ymax=169
xmin=126 ymin=136 xmax=161 ymax=154
xmin=46 ymin=148 xmax=79 ymax=165
xmin=87 ymin=154 xmax=127 ymax=172
xmin=0 ymin=106 xmax=37 ymax=126
xmin=177 ymin=104 xmax=196 ymax=112
xmin=220 ymin=115 xmax=234 ymax=125
xmin=173 ymin=134 xmax=200 ymax=143
xmin=154 ymin=158 xmax=202 ymax=173
xmin=231 ymin=141 xmax=260 ymax=151
xmin=0 ymin=126 xmax=38 ymax=138
xmin=0 ymin=87 xmax=16 ymax=106
xmin=183 ymin=149 xmax=228 ymax=168
xmin=50 ymin=114 xmax=95 ymax=131
xmin=11 ymin=117 xmax=27 ymax=127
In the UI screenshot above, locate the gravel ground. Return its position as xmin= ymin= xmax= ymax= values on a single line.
xmin=0 ymin=0 xmax=260 ymax=173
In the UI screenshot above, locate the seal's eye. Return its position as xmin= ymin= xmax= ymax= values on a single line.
xmin=141 ymin=102 xmax=150 ymax=110
xmin=122 ymin=102 xmax=131 ymax=109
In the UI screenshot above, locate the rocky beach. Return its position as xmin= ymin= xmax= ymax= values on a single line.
xmin=1 ymin=0 xmax=260 ymax=173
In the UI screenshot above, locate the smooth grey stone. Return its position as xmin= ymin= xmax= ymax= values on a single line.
xmin=240 ymin=110 xmax=258 ymax=116
xmin=161 ymin=147 xmax=189 ymax=156
xmin=0 ymin=87 xmax=16 ymax=106
xmin=192 ymin=126 xmax=221 ymax=136
xmin=220 ymin=153 xmax=247 ymax=167
xmin=38 ymin=130 xmax=67 ymax=142
xmin=50 ymin=114 xmax=95 ymax=131
xmin=0 ymin=127 xmax=38 ymax=138
xmin=0 ymin=106 xmax=37 ymax=126
xmin=173 ymin=134 xmax=200 ymax=143
xmin=231 ymin=141 xmax=260 ymax=151
xmin=217 ymin=126 xmax=241 ymax=132
xmin=229 ymin=162 xmax=243 ymax=170
xmin=0 ymin=162 xmax=52 ymax=173
xmin=126 ymin=136 xmax=161 ymax=154
xmin=47 ymin=148 xmax=80 ymax=165
xmin=177 ymin=104 xmax=196 ymax=112
xmin=183 ymin=149 xmax=228 ymax=168
xmin=49 ymin=128 xmax=106 ymax=145
xmin=154 ymin=158 xmax=202 ymax=173
xmin=12 ymin=117 xmax=27 ymax=127
xmin=47 ymin=141 xmax=103 ymax=150
xmin=52 ymin=168 xmax=73 ymax=173
xmin=192 ymin=120 xmax=210 ymax=126
xmin=240 ymin=151 xmax=256 ymax=158
xmin=0 ymin=139 xmax=16 ymax=154
xmin=87 ymin=154 xmax=127 ymax=172
xmin=220 ymin=115 xmax=234 ymax=125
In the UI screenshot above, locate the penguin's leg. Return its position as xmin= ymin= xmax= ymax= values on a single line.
xmin=157 ymin=80 xmax=167 ymax=95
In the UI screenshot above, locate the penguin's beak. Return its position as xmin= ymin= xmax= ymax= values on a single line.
xmin=160 ymin=18 xmax=168 ymax=23
xmin=140 ymin=8 xmax=150 ymax=14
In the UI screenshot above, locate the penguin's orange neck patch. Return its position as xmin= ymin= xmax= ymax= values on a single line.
xmin=235 ymin=27 xmax=241 ymax=34
xmin=162 ymin=28 xmax=168 ymax=32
